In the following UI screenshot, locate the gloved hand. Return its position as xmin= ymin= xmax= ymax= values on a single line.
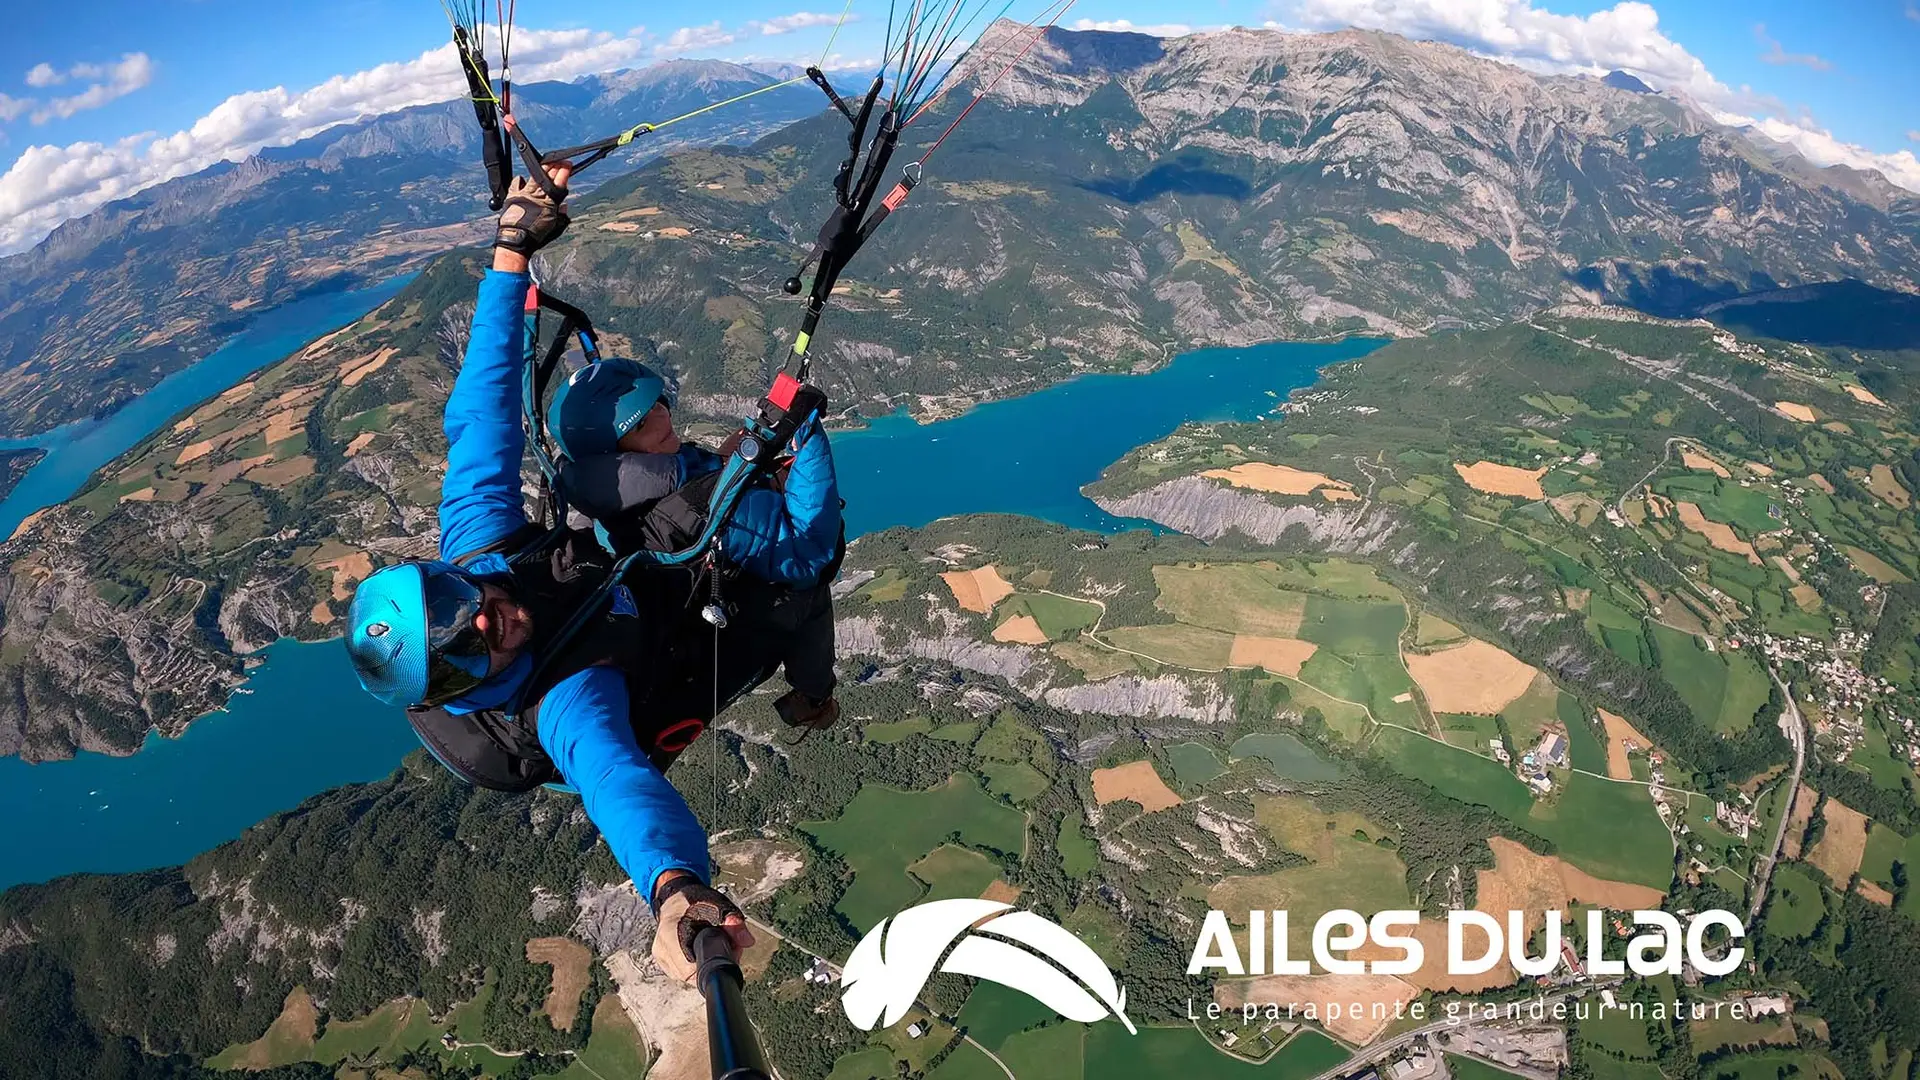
xmin=651 ymin=873 xmax=755 ymax=983
xmin=495 ymin=173 xmax=570 ymax=257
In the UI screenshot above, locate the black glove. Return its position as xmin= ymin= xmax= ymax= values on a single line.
xmin=651 ymin=875 xmax=748 ymax=982
xmin=495 ymin=175 xmax=570 ymax=256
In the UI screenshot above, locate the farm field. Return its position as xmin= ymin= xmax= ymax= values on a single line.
xmin=1152 ymin=563 xmax=1310 ymax=636
xmin=1526 ymin=773 xmax=1674 ymax=888
xmin=1649 ymin=624 xmax=1770 ymax=734
xmin=908 ymin=845 xmax=1004 ymax=903
xmin=1860 ymin=824 xmax=1920 ymax=918
xmin=1691 ymin=1014 xmax=1797 ymax=1054
xmin=1370 ymin=726 xmax=1534 ymax=821
xmin=804 ymin=775 xmax=1027 ymax=930
xmin=553 ymin=997 xmax=648 ymax=1080
xmin=1700 ymin=1050 xmax=1843 ymax=1080
xmin=997 ymin=1023 xmax=1086 ymax=1080
xmin=997 ymin=591 xmax=1103 ymax=639
xmin=957 ymin=982 xmax=1058 ymax=1048
xmin=1447 ymin=1054 xmax=1531 ymax=1080
xmin=1059 ymin=816 xmax=1098 ymax=879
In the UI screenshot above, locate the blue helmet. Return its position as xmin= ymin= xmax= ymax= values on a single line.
xmin=545 ymin=358 xmax=670 ymax=459
xmin=344 ymin=561 xmax=494 ymax=708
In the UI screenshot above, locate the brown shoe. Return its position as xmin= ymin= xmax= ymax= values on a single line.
xmin=775 ymin=689 xmax=840 ymax=731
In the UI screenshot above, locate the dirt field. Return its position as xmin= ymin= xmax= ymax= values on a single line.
xmin=1599 ymin=709 xmax=1652 ymax=781
xmin=941 ymin=565 xmax=1015 ymax=614
xmin=1321 ymin=487 xmax=1360 ymax=502
xmin=1783 ymin=787 xmax=1819 ymax=858
xmin=526 ymin=937 xmax=593 ymax=1031
xmin=981 ymin=880 xmax=1023 ymax=904
xmin=1228 ymin=635 xmax=1319 ymax=677
xmin=1775 ymin=401 xmax=1817 ymax=422
xmin=344 ymin=432 xmax=378 ymax=457
xmin=1676 ymin=502 xmax=1762 ymax=564
xmin=1790 ymin=583 xmax=1822 ymax=611
xmin=1807 ymin=472 xmax=1836 ymax=494
xmin=1202 ymin=462 xmax=1355 ymax=500
xmin=310 ymin=601 xmax=335 ymax=626
xmin=1869 ymin=464 xmax=1911 ymax=509
xmin=1809 ymin=799 xmax=1872 ymax=883
xmin=608 ymin=950 xmax=703 ymax=1080
xmin=1091 ymin=760 xmax=1182 ymax=812
xmin=1682 ymin=449 xmax=1731 ymax=477
xmin=231 ymin=987 xmax=318 ymax=1068
xmin=1549 ymin=492 xmax=1604 ymax=527
xmin=1215 ymin=974 xmax=1419 ymax=1044
xmin=1860 ymin=880 xmax=1895 ymax=906
xmin=991 ymin=615 xmax=1048 ymax=644
xmin=316 ymin=551 xmax=374 ymax=601
xmin=1746 ymin=461 xmax=1776 ymax=476
xmin=1844 ymin=383 xmax=1888 ymax=407
xmin=1454 ymin=461 xmax=1549 ymax=499
xmin=1404 ymin=639 xmax=1538 ymax=714
xmin=120 ymin=487 xmax=156 ymax=503
xmin=338 ymin=347 xmax=395 ymax=388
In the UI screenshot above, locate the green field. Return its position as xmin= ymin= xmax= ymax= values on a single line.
xmin=864 ymin=717 xmax=979 ymax=744
xmin=804 ymin=776 xmax=1027 ymax=930
xmin=1001 ymin=592 xmax=1103 ymax=638
xmin=1439 ymin=712 xmax=1504 ymax=751
xmin=827 ymin=1045 xmax=899 ymax=1080
xmin=1060 ymin=816 xmax=1098 ymax=879
xmin=1690 ymin=1014 xmax=1797 ymax=1054
xmin=1560 ymin=697 xmax=1608 ymax=774
xmin=1275 ymin=676 xmax=1374 ymax=743
xmin=554 ymin=997 xmax=648 ymax=1080
xmin=1446 ymin=1054 xmax=1531 ymax=1080
xmin=998 ymin=1023 xmax=1086 ymax=1080
xmin=1263 ymin=558 xmax=1404 ymax=601
xmin=1528 ymin=773 xmax=1675 ymax=888
xmin=1415 ymin=611 xmax=1466 ymax=646
xmin=1085 ymin=1026 xmax=1348 ymax=1080
xmin=957 ymin=982 xmax=1058 ymax=1048
xmin=1228 ymin=732 xmax=1343 ymax=781
xmin=1499 ymin=673 xmax=1567 ymax=749
xmin=1860 ymin=824 xmax=1920 ymax=918
xmin=1296 ymin=595 xmax=1406 ymax=656
xmin=1168 ymin=741 xmax=1228 ymax=787
xmin=1765 ymin=865 xmax=1828 ymax=938
xmin=1151 ymin=563 xmax=1310 ymax=636
xmin=982 ymin=759 xmax=1051 ymax=803
xmin=1371 ymin=726 xmax=1535 ymax=821
xmin=1586 ymin=593 xmax=1649 ymax=666
xmin=1649 ymin=625 xmax=1770 ymax=734
xmin=1583 ymin=1057 xmax=1668 ymax=1080
xmin=909 ymin=845 xmax=1004 ymax=903
xmin=1850 ymin=719 xmax=1918 ymax=794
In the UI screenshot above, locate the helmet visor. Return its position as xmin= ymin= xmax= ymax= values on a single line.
xmin=421 ymin=569 xmax=492 ymax=706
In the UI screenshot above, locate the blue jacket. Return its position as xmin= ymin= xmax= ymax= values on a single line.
xmin=561 ymin=430 xmax=842 ymax=585
xmin=437 ymin=269 xmax=708 ymax=900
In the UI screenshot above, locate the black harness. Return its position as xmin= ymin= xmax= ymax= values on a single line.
xmin=405 ymin=527 xmax=777 ymax=793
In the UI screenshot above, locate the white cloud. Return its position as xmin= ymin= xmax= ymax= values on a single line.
xmin=0 ymin=94 xmax=30 ymax=122
xmin=1717 ymin=110 xmax=1920 ymax=192
xmin=1753 ymin=23 xmax=1830 ymax=71
xmin=1069 ymin=18 xmax=1196 ymax=36
xmin=30 ymin=53 xmax=156 ymax=123
xmin=752 ymin=12 xmax=853 ymax=35
xmin=24 ymin=62 xmax=62 ymax=88
xmin=1274 ymin=0 xmax=1733 ymax=103
xmin=655 ymin=23 xmax=739 ymax=57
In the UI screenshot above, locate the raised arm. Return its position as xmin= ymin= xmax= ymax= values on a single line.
xmin=437 ymin=165 xmax=573 ymax=562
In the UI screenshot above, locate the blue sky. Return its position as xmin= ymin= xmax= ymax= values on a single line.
xmin=2 ymin=0 xmax=1916 ymax=254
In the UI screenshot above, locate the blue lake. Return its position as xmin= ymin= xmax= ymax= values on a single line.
xmin=0 ymin=278 xmax=414 ymax=540
xmin=0 ymin=314 xmax=1382 ymax=890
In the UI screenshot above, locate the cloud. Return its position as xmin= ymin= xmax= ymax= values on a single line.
xmin=655 ymin=23 xmax=739 ymax=57
xmin=1711 ymin=109 xmax=1920 ymax=192
xmin=24 ymin=63 xmax=61 ymax=89
xmin=752 ymin=11 xmax=854 ymax=35
xmin=1274 ymin=0 xmax=1734 ymax=103
xmin=1753 ymin=23 xmax=1830 ymax=71
xmin=0 ymin=28 xmax=656 ymax=255
xmin=30 ymin=53 xmax=156 ymax=123
xmin=1069 ymin=18 xmax=1196 ymax=36
xmin=0 ymin=94 xmax=30 ymax=123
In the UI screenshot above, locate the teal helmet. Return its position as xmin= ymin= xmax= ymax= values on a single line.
xmin=344 ymin=561 xmax=494 ymax=708
xmin=545 ymin=359 xmax=670 ymax=459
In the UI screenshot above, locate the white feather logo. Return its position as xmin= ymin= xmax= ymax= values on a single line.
xmin=839 ymin=899 xmax=1136 ymax=1034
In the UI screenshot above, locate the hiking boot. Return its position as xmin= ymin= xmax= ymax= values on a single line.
xmin=775 ymin=689 xmax=840 ymax=731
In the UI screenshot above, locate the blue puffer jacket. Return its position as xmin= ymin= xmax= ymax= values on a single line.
xmin=560 ymin=429 xmax=842 ymax=585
